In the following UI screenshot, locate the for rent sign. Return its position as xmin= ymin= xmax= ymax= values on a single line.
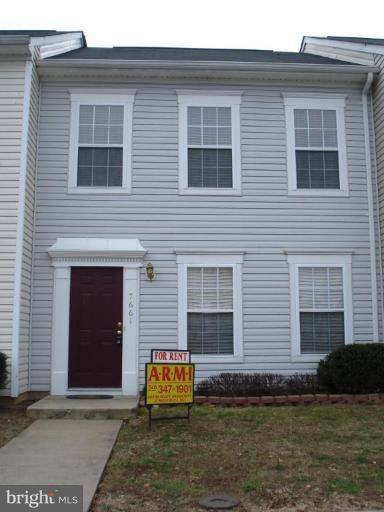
xmin=145 ymin=363 xmax=194 ymax=405
xmin=151 ymin=349 xmax=191 ymax=363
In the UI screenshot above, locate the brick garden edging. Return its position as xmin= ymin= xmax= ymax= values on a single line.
xmin=194 ymin=393 xmax=384 ymax=406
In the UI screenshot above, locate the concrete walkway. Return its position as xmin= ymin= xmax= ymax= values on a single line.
xmin=27 ymin=395 xmax=138 ymax=419
xmin=0 ymin=419 xmax=121 ymax=511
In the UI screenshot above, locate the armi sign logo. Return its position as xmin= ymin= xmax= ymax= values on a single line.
xmin=0 ymin=486 xmax=82 ymax=511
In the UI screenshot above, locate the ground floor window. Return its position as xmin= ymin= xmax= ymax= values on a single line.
xmin=288 ymin=253 xmax=353 ymax=361
xmin=177 ymin=252 xmax=244 ymax=362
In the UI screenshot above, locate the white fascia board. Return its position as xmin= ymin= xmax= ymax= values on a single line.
xmin=302 ymin=37 xmax=384 ymax=57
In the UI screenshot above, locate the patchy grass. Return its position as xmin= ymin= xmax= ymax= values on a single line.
xmin=0 ymin=408 xmax=33 ymax=448
xmin=92 ymin=405 xmax=384 ymax=511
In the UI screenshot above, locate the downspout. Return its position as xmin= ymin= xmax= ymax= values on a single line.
xmin=11 ymin=59 xmax=33 ymax=396
xmin=362 ymin=72 xmax=379 ymax=342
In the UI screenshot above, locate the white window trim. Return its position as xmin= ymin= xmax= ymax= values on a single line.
xmin=177 ymin=253 xmax=244 ymax=363
xmin=283 ymin=96 xmax=348 ymax=197
xmin=288 ymin=253 xmax=353 ymax=362
xmin=177 ymin=91 xmax=242 ymax=196
xmin=68 ymin=91 xmax=135 ymax=194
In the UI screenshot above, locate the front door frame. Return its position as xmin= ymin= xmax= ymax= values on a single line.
xmin=48 ymin=238 xmax=146 ymax=396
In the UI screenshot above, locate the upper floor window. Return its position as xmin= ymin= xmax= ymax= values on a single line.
xmin=288 ymin=253 xmax=353 ymax=362
xmin=177 ymin=92 xmax=242 ymax=195
xmin=68 ymin=91 xmax=135 ymax=194
xmin=284 ymin=96 xmax=348 ymax=196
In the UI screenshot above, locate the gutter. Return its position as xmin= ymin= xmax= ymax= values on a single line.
xmin=11 ymin=60 xmax=33 ymax=396
xmin=38 ymin=58 xmax=379 ymax=74
xmin=362 ymin=72 xmax=379 ymax=342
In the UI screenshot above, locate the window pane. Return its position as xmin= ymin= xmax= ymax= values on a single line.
xmin=94 ymin=125 xmax=109 ymax=144
xmin=77 ymin=166 xmax=92 ymax=186
xmin=187 ymin=267 xmax=233 ymax=310
xmin=93 ymin=148 xmax=108 ymax=166
xmin=79 ymin=105 xmax=94 ymax=124
xmin=109 ymin=125 xmax=123 ymax=145
xmin=203 ymin=126 xmax=217 ymax=145
xmin=188 ymin=106 xmax=202 ymax=125
xmin=294 ymin=108 xmax=338 ymax=150
xmin=78 ymin=105 xmax=124 ymax=146
xmin=94 ymin=105 xmax=109 ymax=124
xmin=324 ymin=129 xmax=338 ymax=147
xmin=294 ymin=109 xmax=308 ymax=129
xmin=79 ymin=124 xmax=93 ymax=145
xmin=202 ymin=150 xmax=218 ymax=187
xmin=295 ymin=129 xmax=309 ymax=147
xmin=203 ymin=107 xmax=217 ymax=126
xmin=93 ymin=167 xmax=108 ymax=186
xmin=188 ymin=126 xmax=202 ymax=146
xmin=218 ymin=107 xmax=231 ymax=126
xmin=299 ymin=266 xmax=344 ymax=310
xmin=218 ymin=127 xmax=232 ymax=145
xmin=309 ymin=129 xmax=323 ymax=147
xmin=77 ymin=148 xmax=123 ymax=187
xmin=110 ymin=105 xmax=124 ymax=124
xmin=78 ymin=147 xmax=93 ymax=166
xmin=300 ymin=312 xmax=344 ymax=353
xmin=296 ymin=150 xmax=339 ymax=189
xmin=323 ymin=110 xmax=337 ymax=129
xmin=187 ymin=106 xmax=232 ymax=146
xmin=188 ymin=149 xmax=203 ymax=187
xmin=108 ymin=167 xmax=123 ymax=186
xmin=188 ymin=148 xmax=232 ymax=188
xmin=187 ymin=312 xmax=233 ymax=355
xmin=308 ymin=109 xmax=322 ymax=129
xmin=109 ymin=148 xmax=123 ymax=166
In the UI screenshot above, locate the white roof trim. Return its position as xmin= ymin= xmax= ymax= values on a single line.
xmin=48 ymin=238 xmax=147 ymax=259
xmin=302 ymin=37 xmax=384 ymax=57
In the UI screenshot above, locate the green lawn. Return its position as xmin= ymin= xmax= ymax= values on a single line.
xmin=92 ymin=404 xmax=384 ymax=511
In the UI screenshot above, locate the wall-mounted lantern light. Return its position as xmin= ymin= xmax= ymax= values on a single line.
xmin=146 ymin=262 xmax=155 ymax=281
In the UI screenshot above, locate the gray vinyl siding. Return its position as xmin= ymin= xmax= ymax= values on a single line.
xmin=0 ymin=61 xmax=25 ymax=394
xmin=31 ymin=80 xmax=375 ymax=390
xmin=373 ymin=54 xmax=384 ymax=326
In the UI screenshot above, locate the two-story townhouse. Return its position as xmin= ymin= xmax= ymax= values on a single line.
xmin=24 ymin=46 xmax=381 ymax=398
xmin=0 ymin=30 xmax=84 ymax=397
xmin=301 ymin=37 xmax=384 ymax=332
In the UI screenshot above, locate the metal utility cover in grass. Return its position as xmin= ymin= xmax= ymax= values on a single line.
xmin=198 ymin=495 xmax=240 ymax=510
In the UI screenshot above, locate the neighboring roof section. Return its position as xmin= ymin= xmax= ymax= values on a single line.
xmin=323 ymin=36 xmax=384 ymax=46
xmin=0 ymin=30 xmax=86 ymax=59
xmin=301 ymin=36 xmax=384 ymax=66
xmin=0 ymin=30 xmax=82 ymax=37
xmin=49 ymin=46 xmax=356 ymax=65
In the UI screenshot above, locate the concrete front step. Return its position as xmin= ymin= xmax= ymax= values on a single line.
xmin=27 ymin=395 xmax=139 ymax=419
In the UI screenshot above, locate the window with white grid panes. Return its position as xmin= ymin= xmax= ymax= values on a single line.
xmin=187 ymin=106 xmax=233 ymax=188
xmin=294 ymin=109 xmax=339 ymax=189
xmin=298 ymin=266 xmax=345 ymax=353
xmin=77 ymin=105 xmax=124 ymax=187
xmin=187 ymin=266 xmax=234 ymax=355
xmin=284 ymin=97 xmax=348 ymax=195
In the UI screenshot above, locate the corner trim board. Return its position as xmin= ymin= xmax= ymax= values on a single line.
xmin=11 ymin=60 xmax=33 ymax=397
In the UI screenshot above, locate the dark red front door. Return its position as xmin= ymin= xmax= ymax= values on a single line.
xmin=68 ymin=267 xmax=123 ymax=388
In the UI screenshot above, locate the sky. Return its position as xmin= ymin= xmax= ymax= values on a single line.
xmin=1 ymin=0 xmax=384 ymax=51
